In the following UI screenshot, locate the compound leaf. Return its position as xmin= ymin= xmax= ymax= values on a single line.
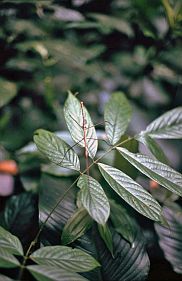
xmin=0 ymin=226 xmax=23 ymax=256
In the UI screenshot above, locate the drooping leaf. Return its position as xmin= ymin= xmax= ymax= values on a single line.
xmin=77 ymin=175 xmax=110 ymax=224
xmin=0 ymin=249 xmax=20 ymax=268
xmin=98 ymin=163 xmax=162 ymax=222
xmin=61 ymin=207 xmax=93 ymax=245
xmin=0 ymin=192 xmax=38 ymax=246
xmin=98 ymin=223 xmax=113 ymax=257
xmin=104 ymin=92 xmax=132 ymax=145
xmin=27 ymin=265 xmax=89 ymax=281
xmin=30 ymin=246 xmax=100 ymax=272
xmin=137 ymin=135 xmax=169 ymax=164
xmin=117 ymin=147 xmax=182 ymax=197
xmin=155 ymin=203 xmax=182 ymax=274
xmin=0 ymin=79 xmax=17 ymax=108
xmin=0 ymin=226 xmax=23 ymax=256
xmin=34 ymin=129 xmax=80 ymax=171
xmin=140 ymin=107 xmax=182 ymax=139
xmin=110 ymin=199 xmax=136 ymax=245
xmin=64 ymin=91 xmax=98 ymax=158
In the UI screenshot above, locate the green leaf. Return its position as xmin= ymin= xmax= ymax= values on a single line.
xmin=61 ymin=207 xmax=93 ymax=245
xmin=0 ymin=226 xmax=23 ymax=256
xmin=0 ymin=249 xmax=20 ymax=268
xmin=98 ymin=163 xmax=162 ymax=222
xmin=117 ymin=147 xmax=182 ymax=197
xmin=98 ymin=223 xmax=113 ymax=257
xmin=140 ymin=107 xmax=182 ymax=139
xmin=110 ymin=200 xmax=136 ymax=245
xmin=30 ymin=246 xmax=100 ymax=272
xmin=137 ymin=135 xmax=169 ymax=164
xmin=34 ymin=129 xmax=80 ymax=171
xmin=155 ymin=203 xmax=182 ymax=274
xmin=104 ymin=92 xmax=132 ymax=145
xmin=0 ymin=79 xmax=17 ymax=108
xmin=0 ymin=274 xmax=15 ymax=281
xmin=28 ymin=265 xmax=89 ymax=281
xmin=77 ymin=175 xmax=110 ymax=224
xmin=64 ymin=91 xmax=98 ymax=159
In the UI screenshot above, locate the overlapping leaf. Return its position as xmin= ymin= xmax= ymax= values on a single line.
xmin=155 ymin=203 xmax=182 ymax=274
xmin=117 ymin=147 xmax=182 ymax=197
xmin=64 ymin=91 xmax=98 ymax=158
xmin=104 ymin=92 xmax=132 ymax=145
xmin=98 ymin=163 xmax=162 ymax=222
xmin=140 ymin=107 xmax=182 ymax=139
xmin=0 ymin=226 xmax=23 ymax=255
xmin=0 ymin=249 xmax=20 ymax=268
xmin=77 ymin=175 xmax=110 ymax=224
xmin=98 ymin=223 xmax=113 ymax=256
xmin=34 ymin=129 xmax=80 ymax=171
xmin=30 ymin=246 xmax=100 ymax=272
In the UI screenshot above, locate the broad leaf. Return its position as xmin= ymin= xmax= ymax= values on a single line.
xmin=30 ymin=246 xmax=100 ymax=272
xmin=155 ymin=203 xmax=182 ymax=274
xmin=0 ymin=249 xmax=20 ymax=268
xmin=0 ymin=79 xmax=17 ymax=108
xmin=61 ymin=207 xmax=93 ymax=245
xmin=98 ymin=223 xmax=113 ymax=257
xmin=0 ymin=274 xmax=15 ymax=281
xmin=137 ymin=135 xmax=168 ymax=164
xmin=28 ymin=265 xmax=89 ymax=281
xmin=34 ymin=129 xmax=80 ymax=171
xmin=140 ymin=107 xmax=182 ymax=139
xmin=117 ymin=147 xmax=182 ymax=197
xmin=104 ymin=92 xmax=132 ymax=145
xmin=64 ymin=91 xmax=98 ymax=158
xmin=77 ymin=175 xmax=110 ymax=224
xmin=110 ymin=199 xmax=136 ymax=245
xmin=0 ymin=226 xmax=23 ymax=256
xmin=98 ymin=163 xmax=162 ymax=222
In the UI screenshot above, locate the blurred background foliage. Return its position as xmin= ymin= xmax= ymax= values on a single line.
xmin=0 ymin=0 xmax=182 ymax=280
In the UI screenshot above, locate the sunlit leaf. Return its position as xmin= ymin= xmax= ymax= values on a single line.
xmin=0 ymin=249 xmax=20 ymax=268
xmin=28 ymin=265 xmax=89 ymax=281
xmin=0 ymin=226 xmax=23 ymax=256
xmin=98 ymin=163 xmax=162 ymax=222
xmin=117 ymin=147 xmax=182 ymax=197
xmin=64 ymin=91 xmax=98 ymax=158
xmin=61 ymin=207 xmax=93 ymax=245
xmin=77 ymin=175 xmax=110 ymax=224
xmin=104 ymin=92 xmax=132 ymax=145
xmin=0 ymin=79 xmax=17 ymax=108
xmin=98 ymin=223 xmax=113 ymax=257
xmin=140 ymin=107 xmax=182 ymax=139
xmin=34 ymin=129 xmax=80 ymax=171
xmin=30 ymin=246 xmax=100 ymax=272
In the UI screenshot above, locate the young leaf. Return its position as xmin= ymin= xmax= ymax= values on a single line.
xmin=0 ymin=249 xmax=20 ymax=268
xmin=61 ymin=207 xmax=93 ymax=245
xmin=34 ymin=129 xmax=80 ymax=171
xmin=0 ymin=226 xmax=23 ymax=256
xmin=28 ymin=265 xmax=89 ymax=281
xmin=98 ymin=163 xmax=162 ymax=222
xmin=104 ymin=92 xmax=132 ymax=145
xmin=30 ymin=246 xmax=100 ymax=272
xmin=77 ymin=175 xmax=110 ymax=224
xmin=140 ymin=107 xmax=182 ymax=139
xmin=110 ymin=200 xmax=136 ymax=245
xmin=117 ymin=147 xmax=182 ymax=197
xmin=98 ymin=223 xmax=114 ymax=257
xmin=64 ymin=91 xmax=98 ymax=158
xmin=137 ymin=135 xmax=168 ymax=164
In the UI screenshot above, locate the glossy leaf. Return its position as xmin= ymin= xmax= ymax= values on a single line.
xmin=98 ymin=223 xmax=113 ymax=257
xmin=64 ymin=91 xmax=98 ymax=158
xmin=77 ymin=175 xmax=110 ymax=224
xmin=104 ymin=92 xmax=132 ymax=145
xmin=117 ymin=147 xmax=182 ymax=197
xmin=140 ymin=107 xmax=182 ymax=139
xmin=61 ymin=207 xmax=93 ymax=245
xmin=30 ymin=245 xmax=100 ymax=272
xmin=0 ymin=249 xmax=20 ymax=268
xmin=34 ymin=129 xmax=80 ymax=171
xmin=98 ymin=163 xmax=162 ymax=222
xmin=0 ymin=226 xmax=23 ymax=256
xmin=28 ymin=265 xmax=89 ymax=281
xmin=155 ymin=203 xmax=182 ymax=274
xmin=110 ymin=199 xmax=136 ymax=245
